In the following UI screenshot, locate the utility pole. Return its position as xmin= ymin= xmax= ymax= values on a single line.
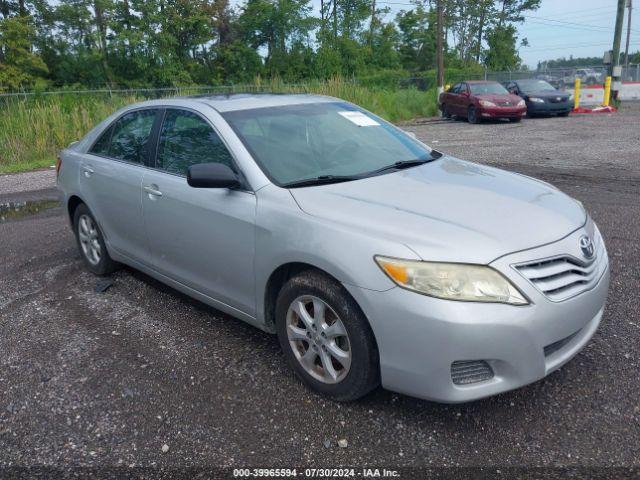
xmin=611 ymin=0 xmax=626 ymax=98
xmin=624 ymin=0 xmax=633 ymax=77
xmin=436 ymin=0 xmax=444 ymax=94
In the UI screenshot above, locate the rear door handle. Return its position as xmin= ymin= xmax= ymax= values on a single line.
xmin=82 ymin=166 xmax=94 ymax=177
xmin=144 ymin=185 xmax=163 ymax=197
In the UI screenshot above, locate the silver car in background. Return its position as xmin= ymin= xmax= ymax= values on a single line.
xmin=57 ymin=94 xmax=609 ymax=403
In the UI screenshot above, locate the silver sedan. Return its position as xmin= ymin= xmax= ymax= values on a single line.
xmin=57 ymin=94 xmax=609 ymax=402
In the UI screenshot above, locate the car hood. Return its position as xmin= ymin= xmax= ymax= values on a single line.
xmin=475 ymin=93 xmax=522 ymax=104
xmin=289 ymin=157 xmax=586 ymax=264
xmin=524 ymin=91 xmax=569 ymax=100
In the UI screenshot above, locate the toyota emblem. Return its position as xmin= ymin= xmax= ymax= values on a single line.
xmin=579 ymin=235 xmax=595 ymax=259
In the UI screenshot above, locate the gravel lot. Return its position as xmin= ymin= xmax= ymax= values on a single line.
xmin=1 ymin=105 xmax=639 ymax=475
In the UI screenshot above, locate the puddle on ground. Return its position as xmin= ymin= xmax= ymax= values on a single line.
xmin=0 ymin=199 xmax=60 ymax=223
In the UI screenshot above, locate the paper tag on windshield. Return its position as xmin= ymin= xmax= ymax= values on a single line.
xmin=338 ymin=111 xmax=380 ymax=127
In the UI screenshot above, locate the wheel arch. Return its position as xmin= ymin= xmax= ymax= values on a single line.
xmin=263 ymin=262 xmax=327 ymax=333
xmin=67 ymin=195 xmax=85 ymax=225
xmin=262 ymin=262 xmax=375 ymax=339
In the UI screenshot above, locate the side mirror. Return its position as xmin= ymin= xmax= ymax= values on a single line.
xmin=187 ymin=163 xmax=240 ymax=189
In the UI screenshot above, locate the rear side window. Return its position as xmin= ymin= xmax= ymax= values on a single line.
xmin=109 ymin=110 xmax=157 ymax=164
xmin=103 ymin=109 xmax=158 ymax=164
xmin=156 ymin=109 xmax=234 ymax=176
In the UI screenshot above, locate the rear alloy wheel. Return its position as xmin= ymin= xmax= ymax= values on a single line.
xmin=73 ymin=203 xmax=118 ymax=275
xmin=468 ymin=106 xmax=480 ymax=124
xmin=275 ymin=270 xmax=379 ymax=401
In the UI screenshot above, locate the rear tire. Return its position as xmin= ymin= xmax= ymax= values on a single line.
xmin=73 ymin=203 xmax=119 ymax=276
xmin=467 ymin=106 xmax=480 ymax=124
xmin=275 ymin=270 xmax=379 ymax=402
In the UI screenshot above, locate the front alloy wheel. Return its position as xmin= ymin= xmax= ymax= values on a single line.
xmin=275 ymin=270 xmax=379 ymax=401
xmin=286 ymin=295 xmax=351 ymax=384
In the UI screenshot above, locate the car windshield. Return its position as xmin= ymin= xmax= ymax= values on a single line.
xmin=222 ymin=102 xmax=437 ymax=186
xmin=469 ymin=83 xmax=509 ymax=95
xmin=518 ymin=80 xmax=556 ymax=93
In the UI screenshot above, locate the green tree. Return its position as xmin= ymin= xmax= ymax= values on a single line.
xmin=396 ymin=6 xmax=435 ymax=71
xmin=238 ymin=0 xmax=315 ymax=77
xmin=483 ymin=23 xmax=520 ymax=70
xmin=0 ymin=15 xmax=48 ymax=90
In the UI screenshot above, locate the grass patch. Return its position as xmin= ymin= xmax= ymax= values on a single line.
xmin=0 ymin=80 xmax=437 ymax=174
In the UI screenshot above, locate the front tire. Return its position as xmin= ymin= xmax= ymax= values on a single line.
xmin=509 ymin=117 xmax=522 ymax=123
xmin=275 ymin=270 xmax=379 ymax=402
xmin=442 ymin=104 xmax=452 ymax=119
xmin=73 ymin=203 xmax=118 ymax=275
xmin=558 ymin=111 xmax=570 ymax=117
xmin=468 ymin=106 xmax=480 ymax=124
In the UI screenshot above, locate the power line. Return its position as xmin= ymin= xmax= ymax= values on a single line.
xmin=521 ymin=28 xmax=640 ymax=41
xmin=523 ymin=42 xmax=616 ymax=52
xmin=522 ymin=18 xmax=640 ymax=38
xmin=540 ymin=5 xmax=620 ymax=16
xmin=522 ymin=15 xmax=613 ymax=31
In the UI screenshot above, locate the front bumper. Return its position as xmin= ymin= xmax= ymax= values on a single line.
xmin=344 ymin=228 xmax=609 ymax=403
xmin=479 ymin=106 xmax=526 ymax=118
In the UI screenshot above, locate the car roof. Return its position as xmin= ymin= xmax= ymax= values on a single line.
xmin=465 ymin=80 xmax=501 ymax=84
xmin=124 ymin=93 xmax=339 ymax=113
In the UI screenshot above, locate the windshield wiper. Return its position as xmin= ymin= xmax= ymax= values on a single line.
xmin=364 ymin=154 xmax=440 ymax=176
xmin=282 ymin=175 xmax=362 ymax=188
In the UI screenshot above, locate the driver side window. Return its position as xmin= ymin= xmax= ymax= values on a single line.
xmin=156 ymin=109 xmax=234 ymax=176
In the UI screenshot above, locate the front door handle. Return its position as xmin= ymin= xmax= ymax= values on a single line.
xmin=144 ymin=185 xmax=163 ymax=197
xmin=82 ymin=166 xmax=94 ymax=177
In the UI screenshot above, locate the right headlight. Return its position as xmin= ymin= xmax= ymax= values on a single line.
xmin=479 ymin=100 xmax=496 ymax=107
xmin=529 ymin=97 xmax=545 ymax=103
xmin=375 ymin=256 xmax=528 ymax=305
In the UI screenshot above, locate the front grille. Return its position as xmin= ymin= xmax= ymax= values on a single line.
xmin=496 ymin=101 xmax=513 ymax=106
xmin=451 ymin=360 xmax=494 ymax=385
xmin=544 ymin=330 xmax=580 ymax=357
xmin=514 ymin=230 xmax=607 ymax=302
xmin=548 ymin=96 xmax=566 ymax=103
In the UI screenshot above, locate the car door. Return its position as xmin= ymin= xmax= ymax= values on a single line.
xmin=81 ymin=108 xmax=160 ymax=265
xmin=459 ymin=83 xmax=471 ymax=112
xmin=141 ymin=108 xmax=257 ymax=316
xmin=447 ymin=83 xmax=462 ymax=115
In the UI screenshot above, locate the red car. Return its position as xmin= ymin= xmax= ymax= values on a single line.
xmin=439 ymin=81 xmax=526 ymax=123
